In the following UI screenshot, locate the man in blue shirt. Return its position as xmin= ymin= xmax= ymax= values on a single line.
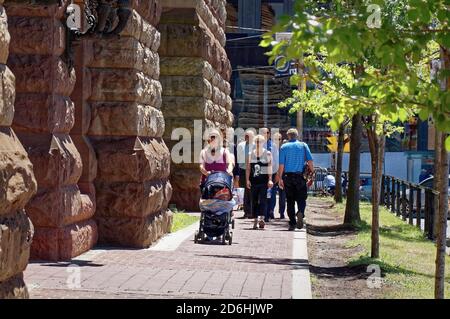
xmin=277 ymin=128 xmax=314 ymax=230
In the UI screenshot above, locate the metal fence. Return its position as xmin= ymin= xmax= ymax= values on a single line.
xmin=310 ymin=167 xmax=330 ymax=195
xmin=381 ymin=175 xmax=439 ymax=240
xmin=311 ymin=170 xmax=441 ymax=240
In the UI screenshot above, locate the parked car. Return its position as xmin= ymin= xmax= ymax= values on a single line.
xmin=359 ymin=175 xmax=373 ymax=202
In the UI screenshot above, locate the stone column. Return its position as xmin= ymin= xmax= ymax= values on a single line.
xmin=6 ymin=1 xmax=97 ymax=261
xmin=0 ymin=1 xmax=37 ymax=298
xmin=159 ymin=0 xmax=233 ymax=211
xmin=87 ymin=0 xmax=173 ymax=247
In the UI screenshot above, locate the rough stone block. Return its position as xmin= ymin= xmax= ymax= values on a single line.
xmin=161 ymin=75 xmax=212 ymax=98
xmin=0 ymin=65 xmax=15 ymax=127
xmin=0 ymin=5 xmax=9 ymax=64
xmin=170 ymin=168 xmax=201 ymax=211
xmin=7 ymin=15 xmax=65 ymax=56
xmin=13 ymin=93 xmax=74 ymax=134
xmin=26 ymin=184 xmax=95 ymax=228
xmin=163 ymin=118 xmax=208 ymax=139
xmin=121 ymin=8 xmax=160 ymax=49
xmin=161 ymin=96 xmax=211 ymax=119
xmin=19 ymin=133 xmax=82 ymax=189
xmin=89 ymin=68 xmax=162 ymax=107
xmin=93 ymin=137 xmax=171 ymax=183
xmin=5 ymin=2 xmax=67 ymax=18
xmin=160 ymin=57 xmax=210 ymax=78
xmin=0 ymin=273 xmax=28 ymax=299
xmin=90 ymin=37 xmax=159 ymax=79
xmin=72 ymin=135 xmax=97 ymax=183
xmin=95 ymin=180 xmax=172 ymax=219
xmin=89 ymin=102 xmax=165 ymax=138
xmin=0 ymin=127 xmax=37 ymax=215
xmin=30 ymin=219 xmax=98 ymax=261
xmin=8 ymin=55 xmax=75 ymax=96
xmin=96 ymin=209 xmax=173 ymax=248
xmin=0 ymin=210 xmax=33 ymax=283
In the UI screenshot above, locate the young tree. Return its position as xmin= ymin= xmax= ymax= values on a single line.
xmin=261 ymin=0 xmax=450 ymax=297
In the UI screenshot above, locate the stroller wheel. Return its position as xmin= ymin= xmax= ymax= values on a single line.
xmin=229 ymin=233 xmax=233 ymax=245
xmin=194 ymin=230 xmax=199 ymax=243
xmin=232 ymin=220 xmax=235 ymax=229
xmin=221 ymin=235 xmax=226 ymax=245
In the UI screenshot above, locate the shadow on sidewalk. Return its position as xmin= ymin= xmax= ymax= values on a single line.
xmin=29 ymin=260 xmax=104 ymax=268
xmin=197 ymin=254 xmax=309 ymax=268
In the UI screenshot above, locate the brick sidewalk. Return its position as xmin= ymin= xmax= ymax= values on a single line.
xmin=25 ymin=210 xmax=311 ymax=299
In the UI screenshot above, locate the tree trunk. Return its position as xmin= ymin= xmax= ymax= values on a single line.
xmin=367 ymin=120 xmax=386 ymax=259
xmin=434 ymin=46 xmax=450 ymax=299
xmin=344 ymin=114 xmax=362 ymax=224
xmin=335 ymin=123 xmax=345 ymax=203
xmin=433 ymin=125 xmax=442 ymax=239
xmin=434 ymin=132 xmax=448 ymax=299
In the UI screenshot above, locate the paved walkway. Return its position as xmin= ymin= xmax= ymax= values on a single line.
xmin=24 ymin=210 xmax=312 ymax=299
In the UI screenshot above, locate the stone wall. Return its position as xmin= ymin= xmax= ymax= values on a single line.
xmin=6 ymin=1 xmax=97 ymax=261
xmin=159 ymin=0 xmax=233 ymax=211
xmin=0 ymin=1 xmax=37 ymax=298
xmin=86 ymin=0 xmax=173 ymax=247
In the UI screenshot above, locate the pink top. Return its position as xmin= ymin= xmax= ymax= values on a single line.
xmin=200 ymin=149 xmax=228 ymax=183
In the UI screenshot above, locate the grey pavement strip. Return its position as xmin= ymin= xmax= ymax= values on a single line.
xmin=291 ymin=229 xmax=312 ymax=299
xmin=148 ymin=221 xmax=200 ymax=252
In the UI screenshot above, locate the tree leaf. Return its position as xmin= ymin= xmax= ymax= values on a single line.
xmin=445 ymin=136 xmax=450 ymax=151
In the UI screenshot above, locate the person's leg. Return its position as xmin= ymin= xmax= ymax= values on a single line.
xmin=254 ymin=185 xmax=267 ymax=227
xmin=267 ymin=184 xmax=277 ymax=219
xmin=294 ymin=176 xmax=308 ymax=229
xmin=279 ymin=187 xmax=286 ymax=219
xmin=251 ymin=186 xmax=259 ymax=228
xmin=260 ymin=185 xmax=269 ymax=223
xmin=283 ymin=176 xmax=296 ymax=227
xmin=242 ymin=169 xmax=253 ymax=218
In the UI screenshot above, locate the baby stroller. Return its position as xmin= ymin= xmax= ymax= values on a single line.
xmin=195 ymin=171 xmax=235 ymax=245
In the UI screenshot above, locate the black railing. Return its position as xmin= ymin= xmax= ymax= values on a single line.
xmin=312 ymin=170 xmax=441 ymax=240
xmin=380 ymin=175 xmax=439 ymax=240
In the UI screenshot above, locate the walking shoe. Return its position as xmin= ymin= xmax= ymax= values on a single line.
xmin=253 ymin=219 xmax=258 ymax=230
xmin=296 ymin=212 xmax=304 ymax=229
xmin=279 ymin=215 xmax=285 ymax=219
xmin=288 ymin=225 xmax=295 ymax=231
xmin=259 ymin=219 xmax=265 ymax=229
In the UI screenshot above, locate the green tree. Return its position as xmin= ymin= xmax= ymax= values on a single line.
xmin=261 ymin=0 xmax=450 ymax=298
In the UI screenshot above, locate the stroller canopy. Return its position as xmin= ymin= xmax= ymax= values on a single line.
xmin=202 ymin=171 xmax=233 ymax=201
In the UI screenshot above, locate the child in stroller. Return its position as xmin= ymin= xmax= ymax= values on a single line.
xmin=195 ymin=171 xmax=235 ymax=245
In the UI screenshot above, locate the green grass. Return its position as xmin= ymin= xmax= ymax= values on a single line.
xmin=336 ymin=201 xmax=450 ymax=299
xmin=170 ymin=210 xmax=199 ymax=233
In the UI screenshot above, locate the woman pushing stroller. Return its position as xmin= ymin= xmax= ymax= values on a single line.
xmin=196 ymin=129 xmax=236 ymax=244
xmin=199 ymin=129 xmax=234 ymax=185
